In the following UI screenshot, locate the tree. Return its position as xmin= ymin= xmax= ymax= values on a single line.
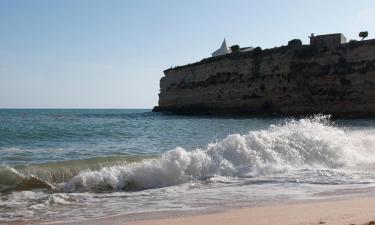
xmin=230 ymin=45 xmax=240 ymax=53
xmin=359 ymin=31 xmax=368 ymax=41
xmin=288 ymin=39 xmax=302 ymax=47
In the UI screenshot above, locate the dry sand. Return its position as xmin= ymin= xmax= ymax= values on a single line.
xmin=124 ymin=197 xmax=375 ymax=225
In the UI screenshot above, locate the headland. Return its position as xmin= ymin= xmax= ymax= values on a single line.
xmin=154 ymin=34 xmax=375 ymax=117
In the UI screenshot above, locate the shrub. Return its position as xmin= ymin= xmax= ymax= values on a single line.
xmin=230 ymin=45 xmax=240 ymax=53
xmin=288 ymin=39 xmax=302 ymax=46
xmin=253 ymin=47 xmax=262 ymax=55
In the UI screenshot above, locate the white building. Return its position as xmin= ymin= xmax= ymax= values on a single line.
xmin=211 ymin=39 xmax=254 ymax=57
xmin=212 ymin=39 xmax=230 ymax=57
xmin=240 ymin=47 xmax=254 ymax=52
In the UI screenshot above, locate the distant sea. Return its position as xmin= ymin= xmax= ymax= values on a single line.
xmin=1 ymin=109 xmax=375 ymax=223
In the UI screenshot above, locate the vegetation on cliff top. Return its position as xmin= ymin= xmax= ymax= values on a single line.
xmin=359 ymin=31 xmax=369 ymax=41
xmin=230 ymin=45 xmax=240 ymax=53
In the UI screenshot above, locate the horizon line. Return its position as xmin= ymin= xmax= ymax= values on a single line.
xmin=0 ymin=108 xmax=153 ymax=110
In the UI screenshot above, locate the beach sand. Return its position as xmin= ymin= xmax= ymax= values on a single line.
xmin=124 ymin=197 xmax=375 ymax=225
xmin=33 ymin=196 xmax=375 ymax=225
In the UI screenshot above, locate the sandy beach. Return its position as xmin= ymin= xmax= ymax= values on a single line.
xmin=125 ymin=197 xmax=375 ymax=225
xmin=26 ymin=196 xmax=375 ymax=225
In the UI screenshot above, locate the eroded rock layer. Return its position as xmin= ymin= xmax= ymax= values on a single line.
xmin=154 ymin=40 xmax=375 ymax=117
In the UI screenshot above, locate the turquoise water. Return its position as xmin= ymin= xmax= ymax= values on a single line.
xmin=2 ymin=109 xmax=375 ymax=223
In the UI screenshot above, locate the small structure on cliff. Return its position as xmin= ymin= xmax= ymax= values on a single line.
xmin=239 ymin=46 xmax=254 ymax=52
xmin=212 ymin=39 xmax=231 ymax=57
xmin=309 ymin=33 xmax=347 ymax=49
xmin=212 ymin=39 xmax=254 ymax=57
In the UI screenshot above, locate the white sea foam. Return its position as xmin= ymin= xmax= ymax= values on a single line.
xmin=59 ymin=115 xmax=375 ymax=192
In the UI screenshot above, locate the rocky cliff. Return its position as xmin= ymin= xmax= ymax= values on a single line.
xmin=153 ymin=40 xmax=375 ymax=117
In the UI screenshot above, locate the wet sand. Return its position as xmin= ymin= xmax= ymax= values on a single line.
xmin=26 ymin=196 xmax=375 ymax=225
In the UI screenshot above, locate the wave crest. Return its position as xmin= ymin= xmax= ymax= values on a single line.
xmin=59 ymin=115 xmax=375 ymax=192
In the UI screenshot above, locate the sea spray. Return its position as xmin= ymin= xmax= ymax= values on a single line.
xmin=2 ymin=115 xmax=375 ymax=193
xmin=57 ymin=115 xmax=375 ymax=192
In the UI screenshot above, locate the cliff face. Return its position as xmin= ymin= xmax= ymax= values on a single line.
xmin=154 ymin=40 xmax=375 ymax=116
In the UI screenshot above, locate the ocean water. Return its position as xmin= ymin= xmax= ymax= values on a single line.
xmin=2 ymin=109 xmax=375 ymax=223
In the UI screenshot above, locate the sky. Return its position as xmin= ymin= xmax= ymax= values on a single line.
xmin=0 ymin=0 xmax=374 ymax=109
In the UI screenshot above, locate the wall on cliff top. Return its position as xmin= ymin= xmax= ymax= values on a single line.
xmin=155 ymin=40 xmax=375 ymax=116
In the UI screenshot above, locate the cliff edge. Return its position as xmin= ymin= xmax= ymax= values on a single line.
xmin=153 ymin=40 xmax=375 ymax=117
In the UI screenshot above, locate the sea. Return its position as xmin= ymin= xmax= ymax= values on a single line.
xmin=1 ymin=109 xmax=375 ymax=223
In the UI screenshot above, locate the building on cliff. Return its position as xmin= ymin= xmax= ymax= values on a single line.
xmin=239 ymin=46 xmax=254 ymax=52
xmin=310 ymin=33 xmax=347 ymax=49
xmin=212 ymin=39 xmax=231 ymax=57
xmin=212 ymin=39 xmax=254 ymax=57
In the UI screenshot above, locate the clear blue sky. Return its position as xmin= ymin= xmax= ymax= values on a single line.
xmin=0 ymin=0 xmax=374 ymax=108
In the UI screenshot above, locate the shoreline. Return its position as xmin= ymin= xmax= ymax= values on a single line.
xmin=20 ymin=194 xmax=375 ymax=225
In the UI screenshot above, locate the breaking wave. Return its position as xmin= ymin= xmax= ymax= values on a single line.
xmin=2 ymin=115 xmax=375 ymax=193
xmin=0 ymin=155 xmax=152 ymax=193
